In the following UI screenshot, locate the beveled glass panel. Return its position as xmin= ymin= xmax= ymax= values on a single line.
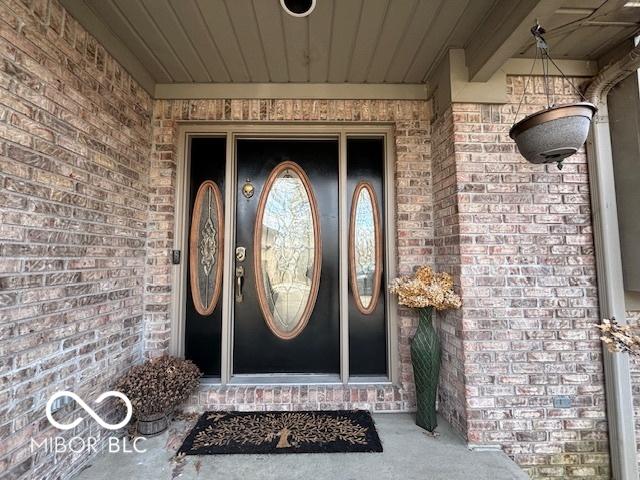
xmin=350 ymin=182 xmax=381 ymax=314
xmin=254 ymin=161 xmax=321 ymax=340
xmin=189 ymin=180 xmax=224 ymax=316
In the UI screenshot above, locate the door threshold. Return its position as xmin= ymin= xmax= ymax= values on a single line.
xmin=228 ymin=374 xmax=342 ymax=385
xmin=346 ymin=376 xmax=391 ymax=385
xmin=199 ymin=376 xmax=393 ymax=387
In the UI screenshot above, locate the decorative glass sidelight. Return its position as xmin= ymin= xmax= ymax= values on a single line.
xmin=349 ymin=182 xmax=382 ymax=314
xmin=189 ymin=180 xmax=224 ymax=316
xmin=254 ymin=161 xmax=321 ymax=340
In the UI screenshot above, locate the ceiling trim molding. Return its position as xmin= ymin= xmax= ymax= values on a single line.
xmin=452 ymin=50 xmax=596 ymax=104
xmin=503 ymin=58 xmax=598 ymax=77
xmin=154 ymin=83 xmax=429 ymax=100
xmin=428 ymin=49 xmax=597 ymax=117
xmin=60 ymin=0 xmax=155 ymax=94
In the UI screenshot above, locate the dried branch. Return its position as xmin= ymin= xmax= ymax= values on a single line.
xmin=596 ymin=318 xmax=640 ymax=355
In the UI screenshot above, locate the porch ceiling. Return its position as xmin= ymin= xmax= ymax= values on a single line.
xmin=516 ymin=0 xmax=640 ymax=60
xmin=60 ymin=0 xmax=640 ymax=94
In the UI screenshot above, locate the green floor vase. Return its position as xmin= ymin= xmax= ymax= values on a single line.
xmin=410 ymin=307 xmax=441 ymax=432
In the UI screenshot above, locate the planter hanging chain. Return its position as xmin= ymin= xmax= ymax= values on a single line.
xmin=514 ymin=24 xmax=590 ymax=124
xmin=533 ymin=24 xmax=589 ymax=105
xmin=510 ymin=23 xmax=597 ymax=170
xmin=513 ymin=41 xmax=539 ymax=127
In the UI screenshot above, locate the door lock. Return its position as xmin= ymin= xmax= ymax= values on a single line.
xmin=235 ymin=265 xmax=244 ymax=303
xmin=235 ymin=246 xmax=246 ymax=262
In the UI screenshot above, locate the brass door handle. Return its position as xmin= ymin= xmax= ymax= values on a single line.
xmin=235 ymin=265 xmax=244 ymax=303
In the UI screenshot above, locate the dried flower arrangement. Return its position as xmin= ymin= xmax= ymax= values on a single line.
xmin=596 ymin=318 xmax=640 ymax=355
xmin=389 ymin=266 xmax=462 ymax=310
xmin=389 ymin=266 xmax=461 ymax=433
xmin=115 ymin=356 xmax=202 ymax=419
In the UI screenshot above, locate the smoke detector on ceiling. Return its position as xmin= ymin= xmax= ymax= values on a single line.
xmin=280 ymin=0 xmax=316 ymax=17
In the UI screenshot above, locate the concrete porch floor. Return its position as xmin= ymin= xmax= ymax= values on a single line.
xmin=73 ymin=414 xmax=527 ymax=480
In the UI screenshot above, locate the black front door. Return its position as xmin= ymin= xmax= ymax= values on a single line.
xmin=233 ymin=139 xmax=340 ymax=374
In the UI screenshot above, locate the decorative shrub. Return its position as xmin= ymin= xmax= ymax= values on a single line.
xmin=115 ymin=356 xmax=201 ymax=418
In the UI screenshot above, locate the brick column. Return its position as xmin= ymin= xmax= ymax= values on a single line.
xmin=432 ymin=106 xmax=468 ymax=435
xmin=433 ymin=75 xmax=609 ymax=479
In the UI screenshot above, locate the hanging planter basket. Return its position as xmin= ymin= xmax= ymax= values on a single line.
xmin=509 ymin=102 xmax=597 ymax=165
xmin=510 ymin=25 xmax=597 ymax=169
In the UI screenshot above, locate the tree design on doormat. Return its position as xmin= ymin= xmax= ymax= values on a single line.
xmin=192 ymin=412 xmax=369 ymax=450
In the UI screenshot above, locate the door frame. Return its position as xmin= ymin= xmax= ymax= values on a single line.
xmin=171 ymin=123 xmax=398 ymax=386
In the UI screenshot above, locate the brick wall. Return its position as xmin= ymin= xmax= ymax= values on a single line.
xmin=629 ymin=310 xmax=640 ymax=469
xmin=149 ymin=99 xmax=433 ymax=411
xmin=431 ymin=106 xmax=468 ymax=435
xmin=442 ymin=75 xmax=608 ymax=479
xmin=0 ymin=0 xmax=152 ymax=478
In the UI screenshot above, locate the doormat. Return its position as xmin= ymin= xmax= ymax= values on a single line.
xmin=178 ymin=410 xmax=383 ymax=455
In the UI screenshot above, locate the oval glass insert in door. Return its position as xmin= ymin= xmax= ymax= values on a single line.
xmin=349 ymin=182 xmax=382 ymax=314
xmin=189 ymin=180 xmax=224 ymax=316
xmin=254 ymin=161 xmax=322 ymax=340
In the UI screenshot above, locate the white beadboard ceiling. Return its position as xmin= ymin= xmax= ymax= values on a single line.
xmin=61 ymin=0 xmax=640 ymax=91
xmin=516 ymin=0 xmax=640 ymax=59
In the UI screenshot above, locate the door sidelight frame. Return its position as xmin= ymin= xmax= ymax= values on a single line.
xmin=172 ymin=123 xmax=398 ymax=386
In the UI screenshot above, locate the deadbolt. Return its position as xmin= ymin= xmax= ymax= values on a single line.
xmin=235 ymin=246 xmax=246 ymax=262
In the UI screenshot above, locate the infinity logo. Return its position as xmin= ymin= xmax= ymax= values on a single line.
xmin=46 ymin=391 xmax=133 ymax=431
